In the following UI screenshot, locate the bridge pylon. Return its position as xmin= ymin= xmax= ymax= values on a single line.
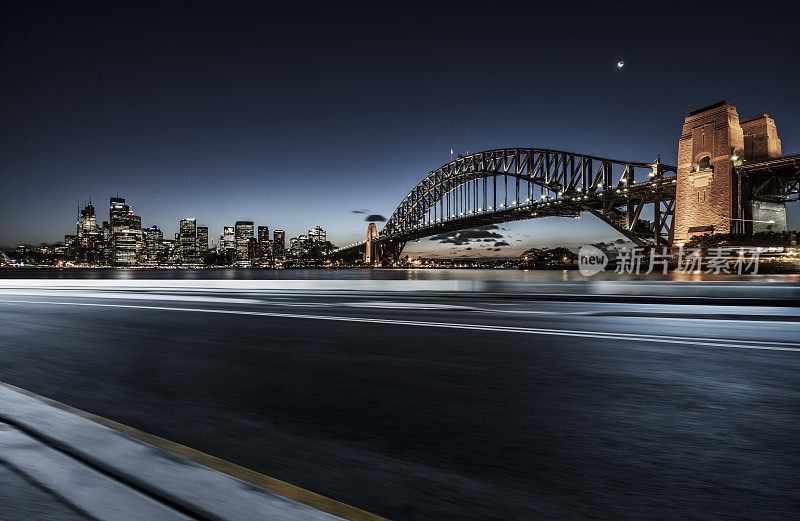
xmin=365 ymin=222 xmax=378 ymax=266
xmin=674 ymin=100 xmax=784 ymax=244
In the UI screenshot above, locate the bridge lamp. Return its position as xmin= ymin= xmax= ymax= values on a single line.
xmin=478 ymin=207 xmax=482 ymax=211
xmin=540 ymin=194 xmax=546 ymax=199
xmin=488 ymin=205 xmax=493 ymax=209
xmin=512 ymin=200 xmax=517 ymax=205
xmin=576 ymin=187 xmax=582 ymax=192
xmin=499 ymin=203 xmax=505 ymax=207
xmin=526 ymin=198 xmax=531 ymax=202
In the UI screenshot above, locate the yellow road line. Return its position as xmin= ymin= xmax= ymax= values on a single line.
xmin=0 ymin=381 xmax=389 ymax=521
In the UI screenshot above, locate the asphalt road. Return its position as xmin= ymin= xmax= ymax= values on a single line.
xmin=0 ymin=284 xmax=798 ymax=520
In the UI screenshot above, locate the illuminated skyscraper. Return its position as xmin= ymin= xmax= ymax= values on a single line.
xmin=257 ymin=226 xmax=271 ymax=260
xmin=308 ymin=226 xmax=326 ymax=243
xmin=196 ymin=226 xmax=209 ymax=256
xmin=223 ymin=226 xmax=235 ymax=253
xmin=109 ymin=197 xmax=128 ymax=233
xmin=77 ymin=202 xmax=98 ymax=247
xmin=273 ymin=229 xmax=285 ymax=261
xmin=143 ymin=225 xmax=163 ymax=263
xmin=289 ymin=235 xmax=311 ymax=257
xmin=235 ymin=221 xmax=254 ymax=266
xmin=179 ymin=218 xmax=197 ymax=262
xmin=109 ymin=197 xmax=141 ymax=266
xmin=76 ymin=201 xmax=101 ymax=262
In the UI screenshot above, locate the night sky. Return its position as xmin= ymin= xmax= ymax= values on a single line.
xmin=2 ymin=2 xmax=798 ymax=255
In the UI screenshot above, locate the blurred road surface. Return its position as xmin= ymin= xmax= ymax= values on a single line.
xmin=0 ymin=284 xmax=797 ymax=520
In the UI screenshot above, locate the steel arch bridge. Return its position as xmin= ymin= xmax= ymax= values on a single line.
xmin=332 ymin=148 xmax=678 ymax=264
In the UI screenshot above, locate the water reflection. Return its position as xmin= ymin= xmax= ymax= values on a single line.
xmin=0 ymin=267 xmax=797 ymax=283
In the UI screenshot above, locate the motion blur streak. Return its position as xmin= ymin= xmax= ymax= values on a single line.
xmin=0 ymin=299 xmax=798 ymax=352
xmin=0 ymin=283 xmax=798 ymax=520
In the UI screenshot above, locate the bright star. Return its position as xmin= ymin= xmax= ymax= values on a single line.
xmin=617 ymin=60 xmax=624 ymax=69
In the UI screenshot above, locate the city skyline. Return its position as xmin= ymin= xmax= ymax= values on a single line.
xmin=1 ymin=4 xmax=799 ymax=255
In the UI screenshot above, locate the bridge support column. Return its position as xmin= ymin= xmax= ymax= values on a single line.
xmin=378 ymin=239 xmax=405 ymax=266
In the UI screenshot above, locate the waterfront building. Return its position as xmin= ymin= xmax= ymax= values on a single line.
xmin=290 ymin=235 xmax=311 ymax=257
xmin=309 ymin=226 xmax=326 ymax=243
xmin=76 ymin=201 xmax=102 ymax=262
xmin=235 ymin=221 xmax=254 ymax=266
xmin=257 ymin=226 xmax=271 ymax=261
xmin=77 ymin=202 xmax=98 ymax=248
xmin=109 ymin=197 xmax=142 ymax=266
xmin=113 ymin=228 xmax=139 ymax=266
xmin=179 ymin=218 xmax=197 ymax=262
xmin=197 ymin=226 xmax=209 ymax=256
xmin=223 ymin=226 xmax=235 ymax=254
xmin=143 ymin=225 xmax=164 ymax=263
xmin=163 ymin=238 xmax=178 ymax=264
xmin=273 ymin=229 xmax=285 ymax=261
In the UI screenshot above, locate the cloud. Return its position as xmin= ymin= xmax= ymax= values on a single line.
xmin=351 ymin=209 xmax=370 ymax=214
xmin=429 ymin=227 xmax=504 ymax=245
xmin=465 ymin=247 xmax=472 ymax=250
xmin=493 ymin=241 xmax=509 ymax=247
xmin=364 ymin=214 xmax=386 ymax=222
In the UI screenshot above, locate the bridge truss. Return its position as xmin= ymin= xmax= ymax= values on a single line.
xmin=332 ymin=148 xmax=678 ymax=264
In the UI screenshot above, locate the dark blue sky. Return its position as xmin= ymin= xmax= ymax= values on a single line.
xmin=1 ymin=2 xmax=798 ymax=255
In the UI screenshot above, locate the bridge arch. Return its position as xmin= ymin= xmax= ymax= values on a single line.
xmin=333 ymin=148 xmax=677 ymax=264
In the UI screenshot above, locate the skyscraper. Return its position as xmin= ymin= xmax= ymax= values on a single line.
xmin=109 ymin=197 xmax=141 ymax=266
xmin=179 ymin=218 xmax=197 ymax=262
xmin=308 ymin=226 xmax=326 ymax=243
xmin=196 ymin=226 xmax=209 ymax=256
xmin=143 ymin=225 xmax=163 ymax=263
xmin=77 ymin=202 xmax=98 ymax=247
xmin=235 ymin=221 xmax=254 ymax=266
xmin=273 ymin=229 xmax=285 ymax=261
xmin=223 ymin=226 xmax=236 ymax=254
xmin=257 ymin=226 xmax=271 ymax=261
xmin=76 ymin=201 xmax=101 ymax=262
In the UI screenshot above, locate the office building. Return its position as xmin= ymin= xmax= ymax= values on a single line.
xmin=223 ymin=227 xmax=235 ymax=253
xmin=308 ymin=226 xmax=326 ymax=243
xmin=109 ymin=197 xmax=142 ymax=266
xmin=273 ymin=229 xmax=285 ymax=261
xmin=143 ymin=225 xmax=163 ymax=263
xmin=257 ymin=226 xmax=271 ymax=260
xmin=197 ymin=226 xmax=209 ymax=256
xmin=179 ymin=218 xmax=197 ymax=262
xmin=235 ymin=221 xmax=254 ymax=266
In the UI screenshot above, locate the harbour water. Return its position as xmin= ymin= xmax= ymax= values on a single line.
xmin=0 ymin=267 xmax=797 ymax=283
